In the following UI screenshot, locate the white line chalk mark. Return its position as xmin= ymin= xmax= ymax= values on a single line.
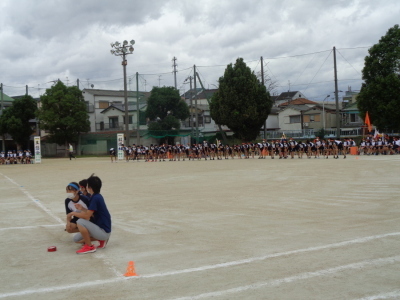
xmin=0 ymin=224 xmax=63 ymax=231
xmin=0 ymin=232 xmax=399 ymax=298
xmin=173 ymin=256 xmax=400 ymax=300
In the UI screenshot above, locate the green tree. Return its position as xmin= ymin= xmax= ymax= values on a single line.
xmin=357 ymin=24 xmax=400 ymax=131
xmin=37 ymin=81 xmax=90 ymax=146
xmin=145 ymin=86 xmax=189 ymax=143
xmin=0 ymin=95 xmax=37 ymax=149
xmin=210 ymin=58 xmax=272 ymax=141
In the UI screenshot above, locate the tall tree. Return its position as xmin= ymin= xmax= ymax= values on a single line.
xmin=210 ymin=58 xmax=272 ymax=141
xmin=37 ymin=81 xmax=90 ymax=146
xmin=0 ymin=95 xmax=37 ymax=149
xmin=145 ymin=86 xmax=190 ymax=144
xmin=357 ymin=24 xmax=400 ymax=131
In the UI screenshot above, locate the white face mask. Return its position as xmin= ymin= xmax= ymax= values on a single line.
xmin=66 ymin=193 xmax=75 ymax=199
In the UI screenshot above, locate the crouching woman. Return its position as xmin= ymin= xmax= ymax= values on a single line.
xmin=68 ymin=174 xmax=111 ymax=254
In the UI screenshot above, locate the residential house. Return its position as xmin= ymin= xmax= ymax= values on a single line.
xmin=99 ymin=103 xmax=147 ymax=131
xmin=82 ymin=89 xmax=150 ymax=133
xmin=272 ymin=91 xmax=304 ymax=106
xmin=278 ymin=105 xmax=312 ymax=132
xmin=342 ymin=102 xmax=363 ymax=128
xmin=181 ymin=89 xmax=231 ymax=138
xmin=0 ymin=92 xmax=15 ymax=111
xmin=265 ymin=107 xmax=279 ymax=131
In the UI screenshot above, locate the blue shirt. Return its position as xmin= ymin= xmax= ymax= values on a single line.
xmin=88 ymin=193 xmax=111 ymax=233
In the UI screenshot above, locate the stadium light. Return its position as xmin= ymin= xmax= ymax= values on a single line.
xmin=110 ymin=39 xmax=135 ymax=145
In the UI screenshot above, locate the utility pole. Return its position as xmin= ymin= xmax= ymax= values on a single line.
xmin=333 ymin=46 xmax=340 ymax=139
xmin=158 ymin=75 xmax=162 ymax=87
xmin=186 ymin=76 xmax=194 ymax=141
xmin=193 ymin=65 xmax=199 ymax=144
xmin=261 ymin=56 xmax=266 ymax=139
xmin=0 ymin=83 xmax=4 ymax=152
xmin=26 ymin=85 xmax=28 ymax=96
xmin=136 ymin=72 xmax=140 ymax=145
xmin=172 ymin=57 xmax=178 ymax=89
xmin=0 ymin=83 xmax=3 ymax=112
xmin=77 ymin=79 xmax=80 ymax=89
xmin=195 ymin=72 xmax=228 ymax=145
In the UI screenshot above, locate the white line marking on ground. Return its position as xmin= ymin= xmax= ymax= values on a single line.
xmin=141 ymin=232 xmax=400 ymax=279
xmin=355 ymin=290 xmax=400 ymax=300
xmin=0 ymin=173 xmax=63 ymax=224
xmin=294 ymin=199 xmax=346 ymax=207
xmin=327 ymin=198 xmax=371 ymax=204
xmin=0 ymin=173 xmax=121 ymax=279
xmin=1 ymin=232 xmax=399 ymax=298
xmin=172 ymin=256 xmax=400 ymax=300
xmin=0 ymin=224 xmax=63 ymax=231
xmin=93 ymin=253 xmax=122 ymax=277
xmin=1 ymin=202 xmax=32 ymax=205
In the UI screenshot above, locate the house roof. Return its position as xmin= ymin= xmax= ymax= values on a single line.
xmin=182 ymin=88 xmax=217 ymax=100
xmin=10 ymin=95 xmax=40 ymax=101
xmin=196 ymin=89 xmax=217 ymax=100
xmin=279 ymin=98 xmax=318 ymax=107
xmin=273 ymin=91 xmax=301 ymax=101
xmin=270 ymin=107 xmax=280 ymax=114
xmin=280 ymin=104 xmax=311 ymax=113
xmin=0 ymin=93 xmax=15 ymax=102
xmin=83 ymin=88 xmax=150 ymax=101
xmin=181 ymin=88 xmax=203 ymax=99
xmin=342 ymin=101 xmax=359 ymax=111
xmin=100 ymin=103 xmax=147 ymax=114
xmin=279 ymin=91 xmax=299 ymax=98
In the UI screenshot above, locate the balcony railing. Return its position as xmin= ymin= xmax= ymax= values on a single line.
xmin=95 ymin=122 xmax=125 ymax=132
xmin=261 ymin=128 xmax=364 ymax=140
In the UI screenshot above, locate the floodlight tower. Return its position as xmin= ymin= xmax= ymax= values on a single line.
xmin=110 ymin=40 xmax=135 ymax=145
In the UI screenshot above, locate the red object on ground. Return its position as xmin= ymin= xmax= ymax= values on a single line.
xmin=47 ymin=246 xmax=57 ymax=252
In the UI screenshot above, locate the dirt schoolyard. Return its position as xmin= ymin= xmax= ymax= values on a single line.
xmin=0 ymin=155 xmax=399 ymax=299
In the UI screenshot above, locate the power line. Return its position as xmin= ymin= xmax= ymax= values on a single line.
xmin=336 ymin=49 xmax=362 ymax=75
xmin=262 ymin=49 xmax=332 ymax=60
xmin=302 ymin=50 xmax=333 ymax=93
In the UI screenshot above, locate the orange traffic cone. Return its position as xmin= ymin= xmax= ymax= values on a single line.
xmin=124 ymin=261 xmax=138 ymax=277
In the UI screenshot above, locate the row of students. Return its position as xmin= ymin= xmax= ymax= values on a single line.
xmin=359 ymin=136 xmax=400 ymax=155
xmin=111 ymin=136 xmax=399 ymax=162
xmin=64 ymin=175 xmax=112 ymax=254
xmin=0 ymin=150 xmax=33 ymax=164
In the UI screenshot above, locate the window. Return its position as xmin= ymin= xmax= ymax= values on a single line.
xmin=204 ymin=116 xmax=211 ymax=123
xmin=109 ymin=117 xmax=119 ymax=129
xmin=123 ymin=116 xmax=133 ymax=124
xmin=349 ymin=113 xmax=360 ymax=123
xmin=303 ymin=114 xmax=320 ymax=123
xmin=289 ymin=115 xmax=301 ymax=123
xmin=86 ymin=101 xmax=94 ymax=113
xmin=99 ymin=101 xmax=109 ymax=109
xmin=139 ymin=111 xmax=147 ymax=125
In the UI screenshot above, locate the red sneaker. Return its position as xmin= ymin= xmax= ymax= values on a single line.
xmin=97 ymin=239 xmax=109 ymax=249
xmin=76 ymin=244 xmax=96 ymax=254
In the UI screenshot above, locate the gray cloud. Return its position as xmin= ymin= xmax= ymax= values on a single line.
xmin=0 ymin=0 xmax=399 ymax=100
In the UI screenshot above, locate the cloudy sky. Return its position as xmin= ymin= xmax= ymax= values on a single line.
xmin=0 ymin=0 xmax=399 ymax=102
